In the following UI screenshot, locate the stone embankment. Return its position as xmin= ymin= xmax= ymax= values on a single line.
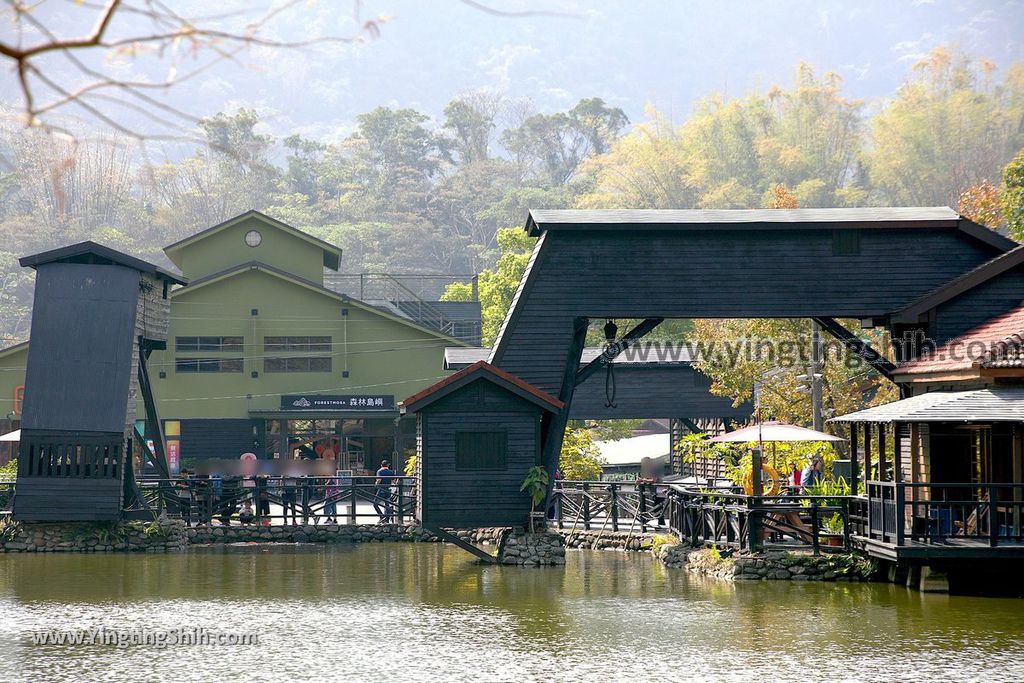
xmin=498 ymin=531 xmax=566 ymax=566
xmin=654 ymin=540 xmax=876 ymax=582
xmin=561 ymin=529 xmax=655 ymax=551
xmin=0 ymin=519 xmax=188 ymax=552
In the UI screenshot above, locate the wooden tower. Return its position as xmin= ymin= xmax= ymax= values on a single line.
xmin=13 ymin=242 xmax=185 ymax=521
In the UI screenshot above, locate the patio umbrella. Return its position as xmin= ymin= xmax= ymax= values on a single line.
xmin=708 ymin=422 xmax=844 ymax=443
xmin=709 ymin=421 xmax=845 ymax=493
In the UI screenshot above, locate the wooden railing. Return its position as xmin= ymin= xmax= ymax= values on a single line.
xmin=551 ymin=481 xmax=669 ymax=533
xmin=552 ymin=481 xmax=851 ymax=554
xmin=134 ymin=475 xmax=417 ymax=526
xmin=663 ymin=488 xmax=852 ymax=553
xmin=865 ymin=481 xmax=1024 ymax=547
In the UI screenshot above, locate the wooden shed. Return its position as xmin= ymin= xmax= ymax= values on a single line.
xmin=400 ymin=361 xmax=563 ymax=529
xmin=13 ymin=242 xmax=185 ymax=521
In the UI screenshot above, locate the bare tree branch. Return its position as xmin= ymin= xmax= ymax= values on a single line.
xmin=0 ymin=0 xmax=384 ymax=139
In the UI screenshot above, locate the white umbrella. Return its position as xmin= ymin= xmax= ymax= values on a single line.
xmin=0 ymin=429 xmax=19 ymax=442
xmin=709 ymin=421 xmax=844 ymax=443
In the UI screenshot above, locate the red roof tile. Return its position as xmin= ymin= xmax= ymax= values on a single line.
xmin=400 ymin=361 xmax=564 ymax=412
xmin=896 ymin=302 xmax=1024 ymax=376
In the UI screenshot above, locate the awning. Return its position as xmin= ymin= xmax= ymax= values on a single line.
xmin=829 ymin=387 xmax=1024 ymax=423
xmin=0 ymin=429 xmax=20 ymax=442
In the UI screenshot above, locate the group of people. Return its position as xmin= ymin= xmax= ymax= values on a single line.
xmin=169 ymin=459 xmax=403 ymax=526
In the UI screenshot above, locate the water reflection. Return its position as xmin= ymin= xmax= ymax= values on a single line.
xmin=0 ymin=544 xmax=1022 ymax=682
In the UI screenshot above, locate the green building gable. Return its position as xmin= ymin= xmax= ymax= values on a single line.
xmin=164 ymin=211 xmax=342 ymax=283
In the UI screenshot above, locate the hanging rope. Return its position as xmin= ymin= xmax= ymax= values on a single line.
xmin=604 ymin=359 xmax=617 ymax=408
xmin=603 ymin=319 xmax=618 ymax=408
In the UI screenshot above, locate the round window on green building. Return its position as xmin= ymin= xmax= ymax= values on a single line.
xmin=245 ymin=229 xmax=262 ymax=247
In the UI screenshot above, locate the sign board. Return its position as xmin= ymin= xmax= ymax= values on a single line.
xmin=164 ymin=420 xmax=181 ymax=475
xmin=281 ymin=395 xmax=395 ymax=411
xmin=240 ymin=452 xmax=257 ymax=461
xmin=336 ymin=469 xmax=354 ymax=487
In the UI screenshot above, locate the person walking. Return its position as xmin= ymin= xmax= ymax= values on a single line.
xmin=373 ymin=459 xmax=396 ymax=524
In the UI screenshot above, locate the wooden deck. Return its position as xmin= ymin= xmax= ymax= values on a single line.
xmin=857 ymin=535 xmax=1024 ymax=561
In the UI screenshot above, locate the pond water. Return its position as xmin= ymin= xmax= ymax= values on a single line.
xmin=1 ymin=544 xmax=1023 ymax=682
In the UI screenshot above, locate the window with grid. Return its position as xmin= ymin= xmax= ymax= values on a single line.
xmin=176 ymin=336 xmax=244 ymax=352
xmin=263 ymin=336 xmax=332 ymax=352
xmin=455 ymin=431 xmax=508 ymax=470
xmin=175 ymin=358 xmax=244 ymax=373
xmin=264 ymin=356 xmax=332 ymax=373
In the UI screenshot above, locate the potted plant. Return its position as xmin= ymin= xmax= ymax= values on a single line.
xmin=520 ymin=466 xmax=549 ymax=533
xmin=820 ymin=512 xmax=845 ymax=547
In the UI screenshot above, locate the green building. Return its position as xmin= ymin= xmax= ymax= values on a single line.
xmin=0 ymin=211 xmax=478 ymax=473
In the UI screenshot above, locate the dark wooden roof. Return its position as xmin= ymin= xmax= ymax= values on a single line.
xmin=525 ymin=208 xmax=1013 ymax=244
xmin=525 ymin=208 xmax=1016 ymax=251
xmin=19 ymin=241 xmax=187 ymax=285
xmin=893 ymin=244 xmax=1024 ymax=323
xmin=163 ymin=209 xmax=343 ymax=271
xmin=400 ymin=360 xmax=564 ymax=414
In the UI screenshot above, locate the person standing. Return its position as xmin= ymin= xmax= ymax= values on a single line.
xmin=374 ymin=459 xmax=396 ymax=524
xmin=800 ymin=455 xmax=825 ymax=492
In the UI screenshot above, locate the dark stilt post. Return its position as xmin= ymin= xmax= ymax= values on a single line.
xmin=864 ymin=422 xmax=873 ymax=537
xmin=301 ymin=482 xmax=310 ymax=525
xmin=610 ymin=483 xmax=620 ymax=532
xmin=877 ymin=423 xmax=887 ymax=483
xmin=396 ymin=478 xmax=404 ymax=524
xmin=863 ymin=422 xmax=873 ymax=483
xmin=748 ymin=447 xmax=763 ymax=551
xmin=893 ymin=422 xmax=904 ymax=545
xmin=810 ymin=501 xmax=820 ymax=556
xmin=849 ymin=422 xmax=859 ymax=495
xmin=540 ymin=317 xmax=589 ymax=514
xmin=349 ymin=480 xmax=358 ymax=524
xmin=638 ymin=483 xmax=648 ymax=533
xmin=582 ymin=482 xmax=592 ymax=531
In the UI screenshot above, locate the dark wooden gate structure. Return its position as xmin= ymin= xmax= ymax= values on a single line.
xmin=13 ymin=242 xmax=185 ymax=521
xmin=487 ymin=208 xmax=1017 ymax=500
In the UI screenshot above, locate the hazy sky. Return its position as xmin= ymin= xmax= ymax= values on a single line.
xmin=4 ymin=0 xmax=1024 ymax=140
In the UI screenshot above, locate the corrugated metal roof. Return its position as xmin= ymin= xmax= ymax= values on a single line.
xmin=526 ymin=207 xmax=962 ymax=234
xmin=830 ymin=387 xmax=1024 ymax=423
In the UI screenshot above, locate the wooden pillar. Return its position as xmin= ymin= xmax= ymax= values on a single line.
xmin=894 ymin=421 xmax=905 ymax=544
xmin=849 ymin=423 xmax=859 ymax=495
xmin=877 ymin=423 xmax=887 ymax=482
xmin=1013 ymin=426 xmax=1022 ymax=538
xmin=863 ymin=422 xmax=872 ymax=483
xmin=748 ymin=446 xmax=763 ymax=551
xmin=278 ymin=420 xmax=288 ymax=460
xmin=541 ymin=317 xmax=588 ymax=508
xmin=893 ymin=422 xmax=902 ymax=483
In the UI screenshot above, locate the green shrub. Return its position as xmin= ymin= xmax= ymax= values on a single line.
xmin=650 ymin=533 xmax=679 ymax=553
